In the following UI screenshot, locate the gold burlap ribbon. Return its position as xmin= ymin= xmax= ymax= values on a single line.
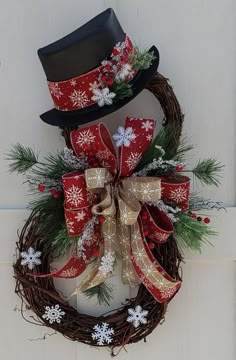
xmin=70 ymin=167 xmax=162 ymax=296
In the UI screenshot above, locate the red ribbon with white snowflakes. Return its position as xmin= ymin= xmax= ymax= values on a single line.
xmin=33 ymin=117 xmax=187 ymax=302
xmin=47 ymin=36 xmax=136 ymax=111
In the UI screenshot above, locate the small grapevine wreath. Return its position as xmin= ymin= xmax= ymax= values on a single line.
xmin=9 ymin=72 xmax=222 ymax=354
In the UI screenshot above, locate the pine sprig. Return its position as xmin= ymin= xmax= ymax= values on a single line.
xmin=83 ymin=281 xmax=113 ymax=306
xmin=111 ymin=82 xmax=133 ymax=102
xmin=6 ymin=144 xmax=39 ymax=174
xmin=52 ymin=226 xmax=79 ymax=256
xmin=174 ymin=213 xmax=217 ymax=252
xmin=191 ymin=159 xmax=224 ymax=187
xmin=129 ymin=47 xmax=156 ymax=70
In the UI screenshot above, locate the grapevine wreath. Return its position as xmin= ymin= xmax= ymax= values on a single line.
xmin=8 ymin=9 xmax=223 ymax=356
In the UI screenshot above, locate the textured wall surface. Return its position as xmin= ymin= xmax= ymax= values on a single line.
xmin=0 ymin=1 xmax=235 ymax=359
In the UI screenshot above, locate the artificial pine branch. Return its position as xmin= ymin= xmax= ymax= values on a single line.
xmin=111 ymin=82 xmax=133 ymax=101
xmin=83 ymin=281 xmax=113 ymax=306
xmin=174 ymin=212 xmax=217 ymax=252
xmin=52 ymin=226 xmax=79 ymax=256
xmin=129 ymin=47 xmax=156 ymax=70
xmin=191 ymin=159 xmax=224 ymax=187
xmin=6 ymin=144 xmax=39 ymax=174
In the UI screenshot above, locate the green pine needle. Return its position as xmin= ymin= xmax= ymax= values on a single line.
xmin=129 ymin=47 xmax=156 ymax=70
xmin=83 ymin=281 xmax=113 ymax=306
xmin=52 ymin=226 xmax=79 ymax=256
xmin=174 ymin=213 xmax=217 ymax=252
xmin=6 ymin=143 xmax=39 ymax=174
xmin=111 ymin=82 xmax=133 ymax=102
xmin=192 ymin=159 xmax=224 ymax=187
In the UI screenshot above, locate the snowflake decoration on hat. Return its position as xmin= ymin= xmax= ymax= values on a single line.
xmin=99 ymin=251 xmax=115 ymax=273
xmin=169 ymin=187 xmax=188 ymax=203
xmin=42 ymin=304 xmax=65 ymax=324
xmin=113 ymin=126 xmax=136 ymax=147
xmin=76 ymin=129 xmax=96 ymax=147
xmin=69 ymin=89 xmax=89 ymax=108
xmin=48 ymin=82 xmax=63 ymax=99
xmin=127 ymin=305 xmax=148 ymax=328
xmin=20 ymin=247 xmax=41 ymax=270
xmin=65 ymin=184 xmax=84 ymax=207
xmin=91 ymin=322 xmax=114 ymax=345
xmin=91 ymin=87 xmax=116 ymax=107
xmin=141 ymin=120 xmax=154 ymax=132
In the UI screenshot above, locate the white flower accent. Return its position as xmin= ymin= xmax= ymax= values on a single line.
xmin=115 ymin=63 xmax=133 ymax=82
xmin=91 ymin=87 xmax=116 ymax=107
xmin=75 ymin=210 xmax=86 ymax=222
xmin=146 ymin=134 xmax=152 ymax=142
xmin=127 ymin=305 xmax=148 ymax=328
xmin=125 ymin=152 xmax=142 ymax=171
xmin=65 ymin=185 xmax=84 ymax=207
xmin=99 ymin=251 xmax=115 ymax=273
xmin=92 ymin=322 xmax=114 ymax=345
xmin=169 ymin=187 xmax=188 ymax=203
xmin=113 ymin=126 xmax=136 ymax=147
xmin=69 ymin=89 xmax=88 ymax=108
xmin=48 ymin=82 xmax=63 ymax=99
xmin=20 ymin=247 xmax=41 ymax=270
xmin=70 ymin=79 xmax=77 ymax=86
xmin=141 ymin=120 xmax=153 ymax=132
xmin=76 ymin=129 xmax=96 ymax=147
xmin=42 ymin=304 xmax=65 ymax=324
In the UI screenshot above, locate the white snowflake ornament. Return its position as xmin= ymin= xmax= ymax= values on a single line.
xmin=42 ymin=304 xmax=65 ymax=324
xmin=91 ymin=87 xmax=116 ymax=107
xmin=127 ymin=305 xmax=148 ymax=328
xmin=20 ymin=247 xmax=41 ymax=270
xmin=113 ymin=126 xmax=136 ymax=147
xmin=92 ymin=322 xmax=114 ymax=345
xmin=99 ymin=251 xmax=115 ymax=273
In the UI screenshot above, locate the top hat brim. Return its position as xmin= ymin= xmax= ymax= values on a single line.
xmin=39 ymin=46 xmax=159 ymax=127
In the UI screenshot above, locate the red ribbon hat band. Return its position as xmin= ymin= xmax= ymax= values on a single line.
xmin=47 ymin=36 xmax=136 ymax=112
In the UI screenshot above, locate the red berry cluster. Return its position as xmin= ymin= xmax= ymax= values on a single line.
xmin=189 ymin=212 xmax=210 ymax=224
xmin=37 ymin=183 xmax=61 ymax=198
xmin=100 ymin=62 xmax=115 ymax=87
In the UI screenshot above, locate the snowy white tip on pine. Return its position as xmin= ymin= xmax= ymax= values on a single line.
xmin=92 ymin=322 xmax=114 ymax=345
xmin=20 ymin=247 xmax=41 ymax=270
xmin=98 ymin=251 xmax=115 ymax=273
xmin=91 ymin=87 xmax=116 ymax=107
xmin=127 ymin=305 xmax=149 ymax=328
xmin=42 ymin=304 xmax=65 ymax=324
xmin=112 ymin=126 xmax=136 ymax=147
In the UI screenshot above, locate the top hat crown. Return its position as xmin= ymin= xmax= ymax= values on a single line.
xmin=38 ymin=8 xmax=160 ymax=127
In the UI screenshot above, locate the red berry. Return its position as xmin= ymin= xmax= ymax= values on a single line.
xmin=92 ymin=249 xmax=99 ymax=257
xmin=191 ymin=213 xmax=197 ymax=218
xmin=120 ymin=55 xmax=128 ymax=63
xmin=148 ymin=242 xmax=155 ymax=250
xmin=204 ymin=217 xmax=211 ymax=224
xmin=176 ymin=165 xmax=183 ymax=172
xmin=105 ymin=64 xmax=112 ymax=71
xmin=38 ymin=184 xmax=45 ymax=192
xmin=101 ymin=75 xmax=108 ymax=83
xmin=51 ymin=189 xmax=60 ymax=198
xmin=144 ymin=230 xmax=149 ymax=236
xmin=98 ymin=215 xmax=106 ymax=223
xmin=99 ymin=237 xmax=105 ymax=244
xmin=112 ymin=48 xmax=120 ymax=56
xmin=106 ymin=78 xmax=114 ymax=86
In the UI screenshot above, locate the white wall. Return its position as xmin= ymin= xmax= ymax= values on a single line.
xmin=0 ymin=1 xmax=236 ymax=359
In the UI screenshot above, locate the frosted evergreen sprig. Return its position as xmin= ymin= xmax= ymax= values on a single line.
xmin=134 ymin=157 xmax=184 ymax=176
xmin=77 ymin=216 xmax=98 ymax=261
xmin=62 ymin=147 xmax=89 ymax=170
xmin=147 ymin=200 xmax=181 ymax=222
xmin=129 ymin=47 xmax=156 ymax=70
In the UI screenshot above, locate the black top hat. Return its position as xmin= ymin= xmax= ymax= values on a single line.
xmin=38 ymin=8 xmax=159 ymax=127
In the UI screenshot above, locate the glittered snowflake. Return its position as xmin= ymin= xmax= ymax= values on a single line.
xmin=155 ymin=232 xmax=169 ymax=242
xmin=169 ymin=187 xmax=188 ymax=203
xmin=125 ymin=152 xmax=142 ymax=171
xmin=70 ymin=79 xmax=77 ymax=86
xmin=75 ymin=210 xmax=86 ymax=222
xmin=42 ymin=304 xmax=65 ymax=324
xmin=76 ymin=129 xmax=96 ymax=147
xmin=99 ymin=251 xmax=115 ymax=273
xmin=60 ymin=267 xmax=78 ymax=278
xmin=140 ymin=183 xmax=157 ymax=201
xmin=69 ymin=89 xmax=88 ymax=108
xmin=141 ymin=120 xmax=153 ymax=132
xmin=20 ymin=247 xmax=41 ymax=270
xmin=48 ymin=82 xmax=63 ymax=99
xmin=91 ymin=87 xmax=116 ymax=107
xmin=65 ymin=184 xmax=84 ymax=207
xmin=146 ymin=134 xmax=152 ymax=142
xmin=127 ymin=305 xmax=148 ymax=328
xmin=91 ymin=322 xmax=114 ymax=345
xmin=113 ymin=126 xmax=136 ymax=147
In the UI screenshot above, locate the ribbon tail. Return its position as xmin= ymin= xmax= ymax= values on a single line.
xmin=117 ymin=221 xmax=140 ymax=287
xmin=130 ymin=221 xmax=181 ymax=303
